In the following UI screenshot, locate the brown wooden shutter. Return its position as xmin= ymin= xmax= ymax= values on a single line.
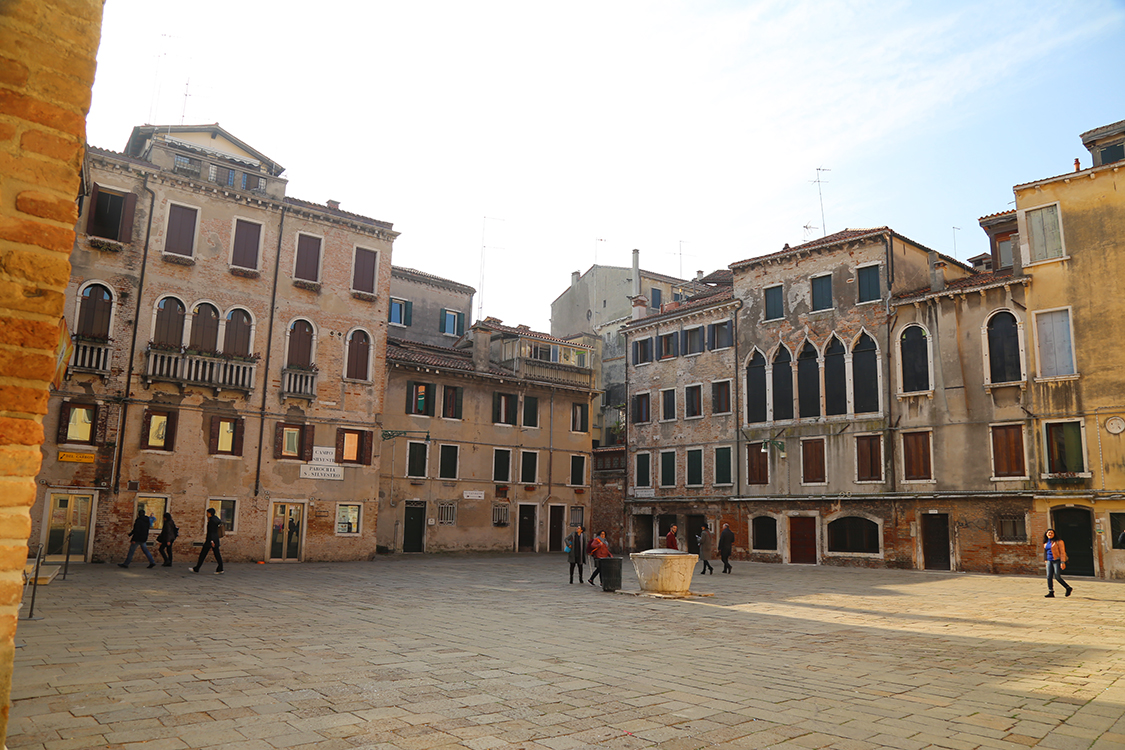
xmin=288 ymin=320 xmax=312 ymax=368
xmin=347 ymin=331 xmax=369 ymax=380
xmin=85 ymin=184 xmax=100 ymax=235
xmin=57 ymin=403 xmax=73 ymax=444
xmin=301 ymin=424 xmax=315 ymax=462
xmin=295 ymin=235 xmax=321 ymax=281
xmin=141 ymin=410 xmax=153 ymax=449
xmin=903 ymin=432 xmax=931 ymax=480
xmin=361 ymin=430 xmax=374 ymax=465
xmin=154 ymin=298 xmax=185 ymax=347
xmin=803 ymin=439 xmax=825 ymax=483
xmin=166 ymin=205 xmax=197 ymax=255
xmin=232 ymin=220 xmax=260 ymax=269
xmin=992 ymin=425 xmax=1024 ymax=477
xmin=274 ymin=421 xmax=285 ymax=459
xmin=224 ymin=309 xmax=251 ymax=356
xmin=119 ymin=192 xmax=137 ymax=243
xmin=857 ymin=435 xmax=882 ymax=481
xmin=406 ymin=381 xmax=416 ymax=413
xmin=164 ymin=411 xmax=177 ymax=452
xmin=208 ymin=414 xmax=221 ymax=454
xmin=233 ymin=418 xmax=245 ymax=456
xmin=353 ymin=248 xmax=376 ymax=293
xmin=335 ymin=428 xmax=345 ymax=463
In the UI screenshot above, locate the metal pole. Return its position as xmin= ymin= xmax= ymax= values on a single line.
xmin=62 ymin=526 xmax=72 ymax=580
xmin=23 ymin=543 xmax=44 ymax=620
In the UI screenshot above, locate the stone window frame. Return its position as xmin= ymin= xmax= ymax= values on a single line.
xmin=823 ymin=510 xmax=885 ymax=560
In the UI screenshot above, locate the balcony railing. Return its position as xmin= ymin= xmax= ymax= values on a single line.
xmin=144 ymin=348 xmax=256 ymax=392
xmin=69 ymin=339 xmax=112 ymax=377
xmin=503 ymin=357 xmax=593 ymax=388
xmin=281 ymin=367 xmax=317 ymax=401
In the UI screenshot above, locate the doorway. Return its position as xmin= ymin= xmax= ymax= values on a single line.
xmin=686 ymin=514 xmax=707 ymax=555
xmin=270 ymin=502 xmax=304 ymax=561
xmin=548 ymin=505 xmax=565 ymax=552
xmin=403 ymin=501 xmax=426 ymax=553
xmin=1053 ymin=507 xmax=1095 ymax=576
xmin=921 ymin=513 xmax=951 ymax=570
xmin=44 ymin=492 xmax=93 ymax=562
xmin=789 ymin=516 xmax=817 ymax=564
xmin=633 ymin=514 xmax=653 ymax=552
xmin=517 ymin=504 xmax=537 ymax=551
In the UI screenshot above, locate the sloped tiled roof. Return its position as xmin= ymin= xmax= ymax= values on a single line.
xmin=1080 ymin=118 xmax=1125 ymax=144
xmin=893 ymin=269 xmax=1028 ymax=304
xmin=392 ymin=265 xmax=475 ymax=294
xmin=283 ymin=196 xmax=394 ymax=230
xmin=698 ymin=269 xmax=733 ymax=284
xmin=476 ymin=318 xmax=589 ymax=347
xmin=385 ymin=337 xmax=512 ymax=377
xmin=731 ymin=228 xmax=892 ymax=269
xmin=978 ymin=209 xmax=1016 ymax=223
xmin=622 ymin=288 xmax=736 ymax=329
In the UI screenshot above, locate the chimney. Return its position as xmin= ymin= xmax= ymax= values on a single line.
xmin=695 ymin=269 xmax=704 ymax=281
xmin=571 ymin=271 xmax=580 ymax=287
xmin=928 ymin=251 xmax=946 ymax=292
xmin=472 ymin=328 xmax=491 ymax=372
xmin=632 ymin=249 xmax=641 ymax=297
xmin=631 ymin=294 xmax=648 ymax=321
xmin=1074 ymin=158 xmax=1081 ymax=173
xmin=326 ymin=199 xmax=340 ymax=210
xmin=1010 ymin=232 xmax=1023 ymax=275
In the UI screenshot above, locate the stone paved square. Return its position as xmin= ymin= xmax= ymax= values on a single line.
xmin=11 ymin=556 xmax=1125 ymax=749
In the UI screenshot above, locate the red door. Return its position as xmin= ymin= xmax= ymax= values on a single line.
xmin=789 ymin=516 xmax=817 ymax=564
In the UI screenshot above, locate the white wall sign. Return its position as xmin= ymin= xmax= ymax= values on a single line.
xmin=311 ymin=446 xmax=337 ymax=465
xmin=300 ymin=464 xmax=344 ymax=481
xmin=463 ymin=490 xmax=486 ymax=500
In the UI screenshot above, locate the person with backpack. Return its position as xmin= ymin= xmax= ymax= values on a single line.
xmin=157 ymin=512 xmax=179 ymax=567
xmin=118 ymin=507 xmax=156 ymax=569
xmin=191 ymin=507 xmax=225 ymax=574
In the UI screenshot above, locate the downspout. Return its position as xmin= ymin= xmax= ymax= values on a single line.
xmin=548 ymin=386 xmax=555 ymax=546
xmin=112 ymin=172 xmax=157 ymax=493
xmin=254 ymin=204 xmax=287 ymax=496
xmin=885 ymin=232 xmax=897 ymax=496
xmin=732 ymin=305 xmax=741 ymax=498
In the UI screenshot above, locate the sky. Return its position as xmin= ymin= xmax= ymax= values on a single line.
xmin=86 ymin=0 xmax=1125 ymax=333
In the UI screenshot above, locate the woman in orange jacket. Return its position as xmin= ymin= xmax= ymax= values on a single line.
xmin=1044 ymin=529 xmax=1073 ymax=598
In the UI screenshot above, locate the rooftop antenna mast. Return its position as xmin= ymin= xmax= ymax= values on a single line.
xmin=952 ymin=226 xmax=961 ymax=257
xmin=812 ymin=167 xmax=830 ymax=237
xmin=477 ymin=217 xmax=504 ymax=321
xmin=148 ymin=34 xmax=177 ymax=125
xmin=180 ymin=78 xmax=191 ymax=125
xmin=678 ymin=240 xmax=686 ymax=278
xmin=594 ymin=238 xmax=605 ymax=265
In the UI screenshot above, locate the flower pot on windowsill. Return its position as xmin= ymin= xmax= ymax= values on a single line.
xmin=523 ymin=485 xmax=536 ymax=491
xmin=574 ymin=488 xmax=586 ymax=494
xmin=495 ymin=485 xmax=509 ymax=492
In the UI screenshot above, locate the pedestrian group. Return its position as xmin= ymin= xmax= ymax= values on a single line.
xmin=116 ymin=507 xmax=223 ymax=574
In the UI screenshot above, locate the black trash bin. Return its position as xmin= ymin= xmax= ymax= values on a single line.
xmin=599 ymin=557 xmax=623 ymax=592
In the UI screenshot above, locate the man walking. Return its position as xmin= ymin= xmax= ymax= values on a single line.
xmin=718 ymin=522 xmax=735 ymax=573
xmin=191 ymin=507 xmax=225 ymax=574
xmin=698 ymin=525 xmax=714 ymax=574
xmin=118 ymin=508 xmax=156 ymax=569
xmin=566 ymin=525 xmax=586 ymax=584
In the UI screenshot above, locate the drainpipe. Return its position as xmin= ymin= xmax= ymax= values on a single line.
xmin=254 ymin=204 xmax=287 ymax=496
xmin=112 ymin=172 xmax=157 ymax=494
xmin=732 ymin=306 xmax=741 ymax=496
xmin=885 ymin=231 xmax=897 ymax=497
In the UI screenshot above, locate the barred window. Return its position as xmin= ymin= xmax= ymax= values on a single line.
xmin=437 ymin=502 xmax=457 ymax=526
xmin=997 ymin=514 xmax=1027 ymax=542
xmin=493 ymin=503 xmax=510 ymax=526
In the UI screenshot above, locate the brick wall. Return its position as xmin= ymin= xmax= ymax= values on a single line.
xmin=0 ymin=0 xmax=104 ymax=742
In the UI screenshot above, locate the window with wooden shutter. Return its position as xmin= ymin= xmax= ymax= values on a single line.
xmin=714 ymin=446 xmax=732 ymax=485
xmin=797 ymin=342 xmax=820 ymax=418
xmin=439 ymin=444 xmax=459 ymax=479
xmin=142 ymin=409 xmax=177 ymax=451
xmin=407 ymin=441 xmax=428 ymax=477
xmin=276 ymin=422 xmax=305 ymax=459
xmin=747 ymin=444 xmax=769 ymax=484
xmin=77 ymin=284 xmax=113 ymax=339
xmin=224 ymin=308 xmax=252 ymax=356
xmin=153 ymin=297 xmax=185 ymax=348
xmin=1035 ymin=309 xmax=1075 ymax=378
xmin=659 ymin=450 xmax=676 ymax=487
xmin=521 ymin=395 xmax=538 ymax=427
xmin=900 ymin=326 xmax=930 ymax=393
xmin=686 ymin=449 xmax=703 ymax=486
xmin=189 ymin=304 xmax=220 ymax=352
xmin=635 ymin=452 xmax=651 ymax=488
xmin=661 ymin=389 xmax=676 ymax=421
xmin=337 ymin=428 xmax=366 ymax=464
xmin=231 ymin=219 xmax=261 ymax=269
xmin=352 ymin=247 xmax=377 ymax=293
xmin=493 ymin=449 xmax=511 ymax=482
xmin=301 ymin=423 xmax=315 ymax=462
xmin=824 ymin=338 xmax=847 ymax=416
xmin=86 ymin=186 xmax=136 ymax=243
xmin=684 ymin=385 xmax=702 ymax=418
xmin=58 ymin=402 xmax=97 ymax=445
xmin=852 ymin=333 xmax=879 ymax=413
xmin=856 ymin=435 xmax=882 ymax=481
xmin=494 ymin=392 xmax=516 ymax=425
xmin=712 ymin=380 xmax=731 ymax=414
xmin=520 ymin=450 xmax=538 ymax=484
xmin=442 ymin=385 xmax=463 ymax=419
xmin=346 ymin=330 xmax=370 ymax=380
xmin=570 ymin=455 xmax=586 ymax=486
xmin=165 ymin=204 xmax=197 ymax=256
xmin=772 ymin=347 xmax=793 ymax=420
xmin=811 ymin=274 xmax=832 ymax=310
xmin=571 ymin=402 xmax=588 ymax=432
xmin=209 ymin=416 xmax=241 ymax=456
xmin=631 ymin=393 xmax=651 ymax=424
xmin=752 ymin=516 xmax=777 ymax=550
xmin=294 ymin=234 xmax=321 ymax=281
xmin=857 ymin=265 xmax=880 ymax=303
xmin=764 ymin=285 xmax=783 ymax=320
xmin=1045 ymin=421 xmax=1084 ymax=473
xmin=801 ymin=438 xmax=826 ymax=483
xmin=287 ymin=320 xmax=313 ymax=368
xmin=902 ymin=431 xmax=932 ymax=480
xmin=746 ymin=351 xmax=767 ymax=423
xmin=1027 ymin=205 xmax=1063 ymax=261
xmin=987 ymin=311 xmax=1022 ymax=384
xmin=991 ymin=425 xmax=1025 ymax=477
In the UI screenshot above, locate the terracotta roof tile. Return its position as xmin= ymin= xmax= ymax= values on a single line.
xmin=283 ymin=196 xmax=394 ymax=230
xmin=623 ymin=288 xmax=735 ymax=328
xmin=385 ymin=337 xmax=512 ymax=376
xmin=731 ymin=228 xmax=891 ymax=269
xmin=892 ymin=269 xmax=1028 ymax=302
xmin=476 ymin=319 xmax=590 ymax=347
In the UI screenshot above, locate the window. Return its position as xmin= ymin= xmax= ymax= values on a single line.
xmin=712 ymin=380 xmax=731 ymax=414
xmin=827 ymin=517 xmax=879 ymax=553
xmin=165 ymin=204 xmax=197 ymax=257
xmin=801 ymin=439 xmax=826 ymax=483
xmin=208 ymin=499 xmax=236 ymax=533
xmin=857 ymin=265 xmax=880 ymax=303
xmin=153 ymin=296 xmax=185 ymax=348
xmin=209 ymin=164 xmax=236 ymax=187
xmin=1027 ymin=204 xmax=1064 ymax=262
xmin=76 ymin=283 xmax=112 ymax=340
xmin=1110 ymin=513 xmax=1125 ymax=549
xmin=852 ymin=333 xmax=879 ymax=413
xmin=407 ymin=441 xmax=428 ymax=477
xmin=685 ymin=385 xmax=702 ymax=418
xmin=437 ymin=502 xmax=456 ymax=525
xmin=406 ymin=381 xmax=435 ymax=416
xmin=570 ymin=455 xmax=586 ymax=486
xmin=345 ymin=330 xmax=371 ymax=381
xmin=856 ymin=435 xmax=882 ymax=482
xmin=172 ymin=154 xmax=201 ymax=177
xmin=995 ymin=232 xmax=1015 ymax=269
xmin=336 ymin=428 xmax=373 ymax=465
xmin=683 ymin=326 xmax=704 ymax=355
xmin=635 ymin=452 xmax=651 ymax=488
xmin=442 ymin=385 xmax=463 ymax=419
xmin=571 ymin=402 xmax=589 ymax=432
xmin=493 ymin=392 xmax=517 ymax=425
xmin=747 ymin=443 xmax=769 ymax=484
xmin=275 ymin=422 xmax=312 ymax=460
xmin=811 ymin=275 xmax=832 ymax=311
xmin=631 ymin=392 xmax=651 ymax=424
xmin=439 ymin=308 xmax=465 ymax=336
xmin=137 ymin=496 xmax=166 ymax=531
xmin=231 ymin=219 xmax=261 ymax=270
xmin=661 ymin=388 xmax=676 ymax=421
xmin=633 ymin=337 xmax=654 ymax=364
xmin=189 ymin=303 xmax=219 ymax=353
xmin=570 ymin=506 xmax=584 ymax=527
xmin=752 ymin=516 xmax=777 ymax=550
xmin=493 ymin=449 xmax=511 ymax=482
xmin=686 ymin=449 xmax=703 ymax=487
xmin=577 ymin=351 xmax=587 ymax=368
xmin=531 ymin=343 xmax=558 ymax=361
xmin=657 ymin=332 xmax=678 ymax=359
xmin=389 ymin=299 xmax=412 ymax=326
xmin=650 ymin=287 xmax=663 ymax=308
xmin=996 ymin=514 xmax=1027 ymax=543
xmin=224 ymin=308 xmax=252 ymax=356
xmin=439 ymin=444 xmax=459 ymax=479
xmin=1101 ymin=143 xmax=1125 ymax=166
xmin=86 ymin=185 xmax=136 ymax=242
xmin=708 ymin=320 xmax=733 ymax=350
xmin=294 ymin=234 xmax=321 ymax=282
xmin=1045 ymin=421 xmax=1085 ymax=474
xmin=902 ymin=431 xmax=932 ymax=481
xmin=772 ymin=347 xmax=794 ymax=420
xmin=520 ymin=450 xmax=538 ymax=484
xmin=797 ymin=342 xmax=820 ymax=418
xmin=991 ymin=425 xmax=1025 ymax=478
xmin=287 ymin=319 xmax=314 ymax=369
xmin=493 ymin=503 xmax=510 ymax=526
xmin=352 ymin=247 xmax=378 ymax=294
xmin=141 ymin=409 xmax=177 ymax=451
xmin=336 ymin=504 xmax=361 ymax=534
xmin=987 ymin=311 xmax=1022 ymax=384
xmin=1035 ymin=309 xmax=1075 ymax=378
xmin=746 ymin=351 xmax=767 ymax=423
xmin=209 ymin=416 xmax=243 ymax=456
xmin=900 ymin=326 xmax=930 ymax=393
xmin=241 ymin=172 xmax=263 ymax=191
xmin=659 ymin=450 xmax=676 ymax=487
xmin=764 ymin=285 xmax=783 ymax=320
xmin=522 ymin=395 xmax=539 ymax=427
xmin=824 ymin=338 xmax=846 ymax=416
xmin=714 ymin=446 xmax=732 ymax=485
xmin=58 ymin=402 xmax=97 ymax=444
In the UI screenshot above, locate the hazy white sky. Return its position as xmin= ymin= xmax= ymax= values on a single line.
xmin=87 ymin=0 xmax=1125 ymax=332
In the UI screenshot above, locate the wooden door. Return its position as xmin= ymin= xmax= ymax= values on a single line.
xmin=921 ymin=513 xmax=950 ymax=570
xmin=789 ymin=516 xmax=817 ymax=564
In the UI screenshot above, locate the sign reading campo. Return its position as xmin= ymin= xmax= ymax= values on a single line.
xmin=300 ymin=446 xmax=344 ymax=481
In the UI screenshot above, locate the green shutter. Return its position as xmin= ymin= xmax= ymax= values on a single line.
xmin=439 ymin=309 xmax=447 ymax=333
xmin=404 ymin=301 xmax=413 ymax=326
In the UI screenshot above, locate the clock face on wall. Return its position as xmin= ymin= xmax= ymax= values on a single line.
xmin=1106 ymin=416 xmax=1125 ymax=435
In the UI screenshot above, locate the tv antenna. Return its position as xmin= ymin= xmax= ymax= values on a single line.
xmin=180 ymin=78 xmax=191 ymax=125
xmin=594 ymin=238 xmax=606 ymax=265
xmin=811 ymin=167 xmax=830 ymax=237
xmin=803 ymin=223 xmax=818 ymax=240
xmin=952 ymin=226 xmax=961 ymax=256
xmin=477 ymin=217 xmax=504 ymax=321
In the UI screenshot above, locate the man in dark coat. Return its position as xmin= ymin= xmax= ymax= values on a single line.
xmin=698 ymin=526 xmax=714 ymax=574
xmin=718 ymin=522 xmax=735 ymax=573
xmin=566 ymin=525 xmax=586 ymax=584
xmin=191 ymin=507 xmax=225 ymax=574
xmin=119 ymin=508 xmax=156 ymax=568
xmin=666 ymin=524 xmax=679 ymax=550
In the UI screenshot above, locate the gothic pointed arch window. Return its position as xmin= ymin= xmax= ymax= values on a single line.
xmin=797 ymin=342 xmax=821 ymax=418
xmin=853 ymin=332 xmax=879 ymax=413
xmin=746 ymin=350 xmax=767 ymax=423
xmin=986 ymin=310 xmax=1022 ymax=384
xmin=153 ymin=297 xmax=185 ymax=348
xmin=899 ymin=325 xmax=930 ymax=393
xmin=772 ymin=346 xmax=793 ymax=421
xmin=824 ymin=337 xmax=847 ymax=416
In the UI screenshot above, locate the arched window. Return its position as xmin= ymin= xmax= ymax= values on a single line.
xmin=287 ymin=320 xmax=314 ymax=369
xmin=900 ymin=325 xmax=930 ymax=393
xmin=827 ymin=516 xmax=880 ymax=553
xmin=752 ymin=516 xmax=777 ymax=550
xmin=746 ymin=350 xmax=767 ymax=423
xmin=224 ymin=309 xmax=252 ymax=356
xmin=153 ymin=297 xmax=185 ymax=348
xmin=824 ymin=338 xmax=847 ymax=416
xmin=346 ymin=329 xmax=371 ymax=380
xmin=987 ymin=311 xmax=1022 ymax=384
xmin=853 ymin=333 xmax=879 ymax=413
xmin=797 ymin=342 xmax=820 ymax=418
xmin=76 ymin=283 xmax=112 ymax=339
xmin=189 ymin=303 xmax=219 ymax=353
xmin=772 ymin=347 xmax=793 ymax=421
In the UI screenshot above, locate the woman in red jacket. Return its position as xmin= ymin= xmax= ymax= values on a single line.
xmin=1044 ymin=528 xmax=1073 ymax=598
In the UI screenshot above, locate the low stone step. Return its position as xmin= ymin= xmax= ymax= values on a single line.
xmin=24 ymin=563 xmax=60 ymax=585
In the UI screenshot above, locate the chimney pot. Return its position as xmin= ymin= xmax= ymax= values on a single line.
xmin=327 ymin=199 xmax=340 ymax=210
xmin=1074 ymin=158 xmax=1081 ymax=173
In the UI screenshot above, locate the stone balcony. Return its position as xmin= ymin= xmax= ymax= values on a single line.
xmin=144 ymin=347 xmax=256 ymax=393
xmin=502 ymin=357 xmax=593 ymax=388
xmin=280 ymin=366 xmax=317 ymax=401
xmin=68 ymin=339 xmax=112 ymax=378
